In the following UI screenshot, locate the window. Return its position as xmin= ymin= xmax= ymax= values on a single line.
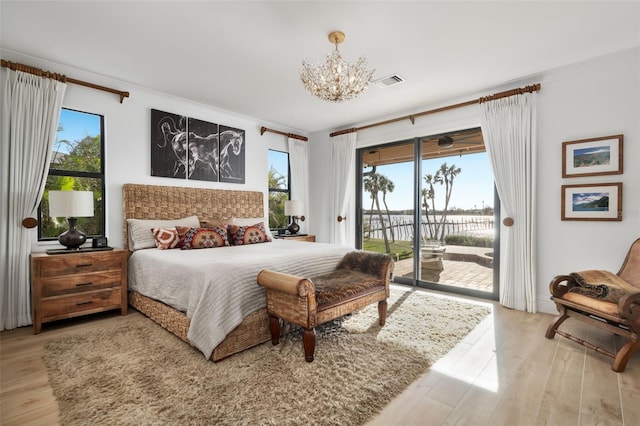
xmin=38 ymin=108 xmax=105 ymax=240
xmin=268 ymin=150 xmax=290 ymax=230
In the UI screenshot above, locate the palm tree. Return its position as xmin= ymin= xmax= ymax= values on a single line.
xmin=423 ymin=173 xmax=439 ymax=240
xmin=378 ymin=174 xmax=395 ymax=242
xmin=421 ymin=187 xmax=432 ymax=241
xmin=438 ymin=163 xmax=461 ymax=240
xmin=364 ymin=173 xmax=391 ymax=253
xmin=268 ymin=167 xmax=288 ymax=229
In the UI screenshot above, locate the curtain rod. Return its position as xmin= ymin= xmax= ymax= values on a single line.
xmin=260 ymin=126 xmax=308 ymax=142
xmin=1 ymin=59 xmax=130 ymax=103
xmin=329 ymin=83 xmax=541 ymax=138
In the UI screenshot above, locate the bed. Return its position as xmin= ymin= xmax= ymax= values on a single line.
xmin=123 ymin=183 xmax=352 ymax=361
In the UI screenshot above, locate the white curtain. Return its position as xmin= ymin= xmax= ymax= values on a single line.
xmin=0 ymin=69 xmax=67 ymax=330
xmin=330 ymin=132 xmax=357 ymax=246
xmin=479 ymin=92 xmax=537 ymax=312
xmin=287 ymin=137 xmax=309 ymax=233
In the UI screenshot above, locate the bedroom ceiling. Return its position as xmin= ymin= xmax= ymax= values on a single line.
xmin=1 ymin=1 xmax=638 ymax=135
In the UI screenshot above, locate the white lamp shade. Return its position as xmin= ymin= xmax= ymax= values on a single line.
xmin=49 ymin=191 xmax=94 ymax=218
xmin=284 ymin=200 xmax=304 ymax=216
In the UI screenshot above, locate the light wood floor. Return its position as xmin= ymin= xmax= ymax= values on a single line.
xmin=2 ymin=290 xmax=639 ymax=426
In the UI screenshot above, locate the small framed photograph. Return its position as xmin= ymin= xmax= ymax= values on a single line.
xmin=561 ymin=182 xmax=622 ymax=221
xmin=562 ymin=134 xmax=623 ymax=178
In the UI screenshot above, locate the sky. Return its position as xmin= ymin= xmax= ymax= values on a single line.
xmin=270 ymin=149 xmax=495 ymax=211
xmin=573 ymin=192 xmax=606 ymax=206
xmin=55 ymin=108 xmax=101 ymax=153
xmin=269 ymin=149 xmax=289 ymax=182
xmin=365 ymin=152 xmax=495 ymax=211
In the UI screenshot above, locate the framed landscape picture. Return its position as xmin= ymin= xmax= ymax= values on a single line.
xmin=561 ymin=182 xmax=622 ymax=221
xmin=562 ymin=134 xmax=623 ymax=178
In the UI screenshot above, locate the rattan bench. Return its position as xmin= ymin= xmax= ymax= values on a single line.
xmin=257 ymin=251 xmax=393 ymax=362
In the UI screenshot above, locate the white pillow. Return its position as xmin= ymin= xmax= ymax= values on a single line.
xmin=127 ymin=215 xmax=200 ymax=251
xmin=230 ymin=217 xmax=267 ymax=226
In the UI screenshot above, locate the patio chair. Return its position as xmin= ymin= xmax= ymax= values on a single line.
xmin=545 ymin=238 xmax=640 ymax=372
xmin=421 ymin=239 xmax=445 ymax=282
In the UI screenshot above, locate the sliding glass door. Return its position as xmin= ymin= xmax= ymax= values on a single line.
xmin=356 ymin=128 xmax=499 ymax=300
xmin=357 ymin=139 xmax=416 ymax=281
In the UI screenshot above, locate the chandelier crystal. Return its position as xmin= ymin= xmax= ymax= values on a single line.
xmin=300 ymin=31 xmax=374 ymax=103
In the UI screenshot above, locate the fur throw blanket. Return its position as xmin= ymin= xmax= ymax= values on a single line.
xmin=569 ymin=270 xmax=638 ymax=303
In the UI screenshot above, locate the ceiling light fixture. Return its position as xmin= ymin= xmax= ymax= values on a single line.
xmin=300 ymin=31 xmax=374 ymax=103
xmin=438 ymin=136 xmax=454 ymax=148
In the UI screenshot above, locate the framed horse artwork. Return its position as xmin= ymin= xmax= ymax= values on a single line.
xmin=151 ymin=109 xmax=244 ymax=184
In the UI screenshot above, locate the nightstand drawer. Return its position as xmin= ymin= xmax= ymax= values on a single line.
xmin=37 ymin=252 xmax=123 ymax=278
xmin=41 ymin=288 xmax=122 ymax=319
xmin=40 ymin=270 xmax=123 ymax=297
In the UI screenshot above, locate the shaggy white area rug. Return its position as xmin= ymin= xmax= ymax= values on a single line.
xmin=44 ymin=287 xmax=491 ymax=425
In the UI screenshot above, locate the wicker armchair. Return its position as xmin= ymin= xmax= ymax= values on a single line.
xmin=545 ymin=238 xmax=640 ymax=372
xmin=257 ymin=251 xmax=394 ymax=362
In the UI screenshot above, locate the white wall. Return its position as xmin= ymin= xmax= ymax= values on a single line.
xmin=309 ymin=47 xmax=640 ymax=314
xmin=0 ymin=50 xmax=298 ymax=251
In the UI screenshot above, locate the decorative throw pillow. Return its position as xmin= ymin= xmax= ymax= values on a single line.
xmin=176 ymin=226 xmax=229 ymax=249
xmin=199 ymin=218 xmax=230 ymax=229
xmin=231 ymin=217 xmax=267 ymax=226
xmin=151 ymin=227 xmax=181 ymax=250
xmin=127 ymin=215 xmax=200 ymax=251
xmin=228 ymin=222 xmax=272 ymax=246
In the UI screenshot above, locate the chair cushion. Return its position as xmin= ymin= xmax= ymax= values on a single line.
xmin=312 ymin=270 xmax=384 ymax=307
xmin=569 ymin=270 xmax=638 ymax=303
xmin=562 ymin=292 xmax=620 ymax=317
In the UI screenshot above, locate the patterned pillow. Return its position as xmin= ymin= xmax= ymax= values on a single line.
xmin=228 ymin=222 xmax=272 ymax=246
xmin=151 ymin=227 xmax=181 ymax=250
xmin=176 ymin=226 xmax=229 ymax=249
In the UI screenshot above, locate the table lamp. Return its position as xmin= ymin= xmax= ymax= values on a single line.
xmin=48 ymin=190 xmax=94 ymax=250
xmin=284 ymin=200 xmax=304 ymax=235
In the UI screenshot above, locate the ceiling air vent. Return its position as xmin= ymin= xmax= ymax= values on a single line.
xmin=373 ymin=74 xmax=405 ymax=88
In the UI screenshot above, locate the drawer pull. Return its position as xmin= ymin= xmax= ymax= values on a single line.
xmin=76 ymin=301 xmax=93 ymax=306
xmin=76 ymin=263 xmax=93 ymax=268
xmin=75 ymin=282 xmax=93 ymax=287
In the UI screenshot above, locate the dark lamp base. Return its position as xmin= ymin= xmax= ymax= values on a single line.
xmin=58 ymin=217 xmax=87 ymax=249
xmin=287 ymin=219 xmax=300 ymax=235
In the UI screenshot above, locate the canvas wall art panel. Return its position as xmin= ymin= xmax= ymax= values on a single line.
xmin=151 ymin=109 xmax=188 ymax=179
xmin=188 ymin=118 xmax=219 ymax=182
xmin=219 ymin=125 xmax=245 ymax=184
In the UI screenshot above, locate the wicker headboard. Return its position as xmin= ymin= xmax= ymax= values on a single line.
xmin=122 ymin=183 xmax=264 ymax=251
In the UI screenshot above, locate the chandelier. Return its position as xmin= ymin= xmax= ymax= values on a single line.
xmin=300 ymin=31 xmax=374 ymax=103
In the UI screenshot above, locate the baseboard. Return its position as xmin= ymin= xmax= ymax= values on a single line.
xmin=537 ymin=297 xmax=557 ymax=315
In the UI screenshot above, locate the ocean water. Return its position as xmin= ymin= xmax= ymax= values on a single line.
xmin=364 ymin=214 xmax=494 ymax=241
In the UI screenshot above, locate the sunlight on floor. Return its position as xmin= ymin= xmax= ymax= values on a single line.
xmin=427 ymin=292 xmax=500 ymax=393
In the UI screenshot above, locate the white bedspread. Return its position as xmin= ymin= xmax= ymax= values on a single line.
xmin=128 ymin=239 xmax=353 ymax=358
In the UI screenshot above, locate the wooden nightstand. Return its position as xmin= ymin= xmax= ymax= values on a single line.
xmin=275 ymin=234 xmax=316 ymax=242
xmin=30 ymin=248 xmax=128 ymax=334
